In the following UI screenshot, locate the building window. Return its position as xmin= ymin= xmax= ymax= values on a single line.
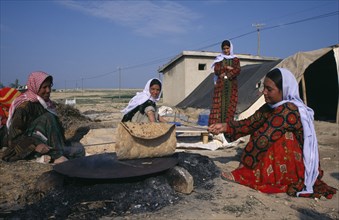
xmin=198 ymin=63 xmax=206 ymax=71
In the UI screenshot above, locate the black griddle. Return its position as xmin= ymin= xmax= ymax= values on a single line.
xmin=53 ymin=153 xmax=178 ymax=179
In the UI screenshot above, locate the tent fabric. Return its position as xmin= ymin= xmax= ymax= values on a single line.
xmin=175 ymin=71 xmax=214 ymax=109
xmin=176 ymin=60 xmax=281 ymax=113
xmin=236 ymin=60 xmax=282 ymax=115
xmin=241 ymin=45 xmax=339 ymax=121
xmin=334 ymin=47 xmax=339 ymax=123
xmin=273 ymin=44 xmax=339 ymax=123
xmin=275 ymin=47 xmax=334 ymax=82
xmin=176 ymin=44 xmax=339 ymax=123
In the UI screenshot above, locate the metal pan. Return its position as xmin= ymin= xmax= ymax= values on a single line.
xmin=53 ymin=153 xmax=178 ymax=179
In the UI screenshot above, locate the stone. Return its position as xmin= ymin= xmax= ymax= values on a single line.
xmin=165 ymin=166 xmax=194 ymax=194
xmin=35 ymin=170 xmax=65 ymax=193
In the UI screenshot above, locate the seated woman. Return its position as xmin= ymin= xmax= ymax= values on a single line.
xmin=2 ymin=71 xmax=84 ymax=164
xmin=121 ymin=78 xmax=166 ymax=123
xmin=208 ymin=68 xmax=337 ymax=199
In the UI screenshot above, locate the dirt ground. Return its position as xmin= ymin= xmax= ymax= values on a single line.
xmin=0 ymin=90 xmax=338 ymax=219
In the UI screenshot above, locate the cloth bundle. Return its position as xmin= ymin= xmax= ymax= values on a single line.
xmin=0 ymin=87 xmax=21 ymax=127
xmin=115 ymin=122 xmax=177 ymax=160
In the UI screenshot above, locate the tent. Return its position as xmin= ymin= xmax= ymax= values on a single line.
xmin=176 ymin=44 xmax=339 ymax=123
xmin=176 ymin=60 xmax=282 ymax=113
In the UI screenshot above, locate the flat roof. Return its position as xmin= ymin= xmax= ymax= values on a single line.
xmin=158 ymin=50 xmax=280 ymax=72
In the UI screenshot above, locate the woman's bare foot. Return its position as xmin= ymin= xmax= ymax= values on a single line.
xmin=53 ymin=156 xmax=68 ymax=164
xmin=36 ymin=155 xmax=51 ymax=164
xmin=220 ymin=171 xmax=235 ymax=182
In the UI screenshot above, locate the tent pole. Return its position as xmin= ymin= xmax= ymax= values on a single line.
xmin=333 ymin=46 xmax=339 ymax=124
xmin=301 ymin=75 xmax=308 ymax=106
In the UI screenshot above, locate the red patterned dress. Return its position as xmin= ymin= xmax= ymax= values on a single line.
xmin=222 ymin=102 xmax=336 ymax=198
xmin=208 ymin=57 xmax=241 ymax=125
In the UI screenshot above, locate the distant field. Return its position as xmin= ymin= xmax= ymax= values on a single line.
xmin=51 ymin=89 xmax=141 ymax=105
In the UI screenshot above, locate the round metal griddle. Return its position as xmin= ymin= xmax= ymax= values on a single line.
xmin=53 ymin=153 xmax=178 ymax=179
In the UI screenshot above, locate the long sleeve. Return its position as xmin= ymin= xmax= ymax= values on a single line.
xmin=227 ymin=103 xmax=303 ymax=169
xmin=225 ymin=104 xmax=271 ymax=141
xmin=226 ymin=57 xmax=241 ymax=79
xmin=3 ymin=102 xmax=46 ymax=161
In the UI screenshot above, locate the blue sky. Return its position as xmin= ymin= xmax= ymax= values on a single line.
xmin=1 ymin=0 xmax=338 ymax=89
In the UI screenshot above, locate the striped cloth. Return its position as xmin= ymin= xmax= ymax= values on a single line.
xmin=0 ymin=87 xmax=21 ymax=126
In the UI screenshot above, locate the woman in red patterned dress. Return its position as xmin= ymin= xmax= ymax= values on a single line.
xmin=208 ymin=40 xmax=241 ymax=126
xmin=208 ymin=68 xmax=336 ymax=199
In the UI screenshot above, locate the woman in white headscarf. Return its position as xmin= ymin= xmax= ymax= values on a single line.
xmin=209 ymin=40 xmax=241 ymax=126
xmin=121 ymin=78 xmax=166 ymax=123
xmin=208 ymin=68 xmax=336 ymax=199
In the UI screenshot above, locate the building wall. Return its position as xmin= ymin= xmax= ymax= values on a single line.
xmin=162 ymin=58 xmax=186 ymax=105
xmin=163 ymin=56 xmax=215 ymax=105
xmin=184 ymin=57 xmax=212 ymax=97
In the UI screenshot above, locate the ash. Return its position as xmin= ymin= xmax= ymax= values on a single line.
xmin=4 ymin=152 xmax=220 ymax=219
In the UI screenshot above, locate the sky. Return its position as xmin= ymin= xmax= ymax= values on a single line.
xmin=1 ymin=0 xmax=338 ymax=89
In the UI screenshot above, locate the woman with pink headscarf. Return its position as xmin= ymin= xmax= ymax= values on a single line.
xmin=2 ymin=71 xmax=83 ymax=164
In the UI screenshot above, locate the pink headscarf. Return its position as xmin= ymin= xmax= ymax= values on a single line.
xmin=6 ymin=71 xmax=56 ymax=128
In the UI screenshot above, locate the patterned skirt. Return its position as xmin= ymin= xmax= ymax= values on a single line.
xmin=208 ymin=77 xmax=238 ymax=125
xmin=221 ymin=134 xmax=337 ymax=198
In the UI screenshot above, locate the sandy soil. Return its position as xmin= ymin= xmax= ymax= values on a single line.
xmin=0 ymin=90 xmax=338 ymax=219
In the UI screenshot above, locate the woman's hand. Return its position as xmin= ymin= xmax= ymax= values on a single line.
xmin=224 ymin=66 xmax=233 ymax=79
xmin=219 ymin=72 xmax=226 ymax=79
xmin=226 ymin=66 xmax=234 ymax=71
xmin=158 ymin=115 xmax=167 ymax=123
xmin=53 ymin=156 xmax=68 ymax=164
xmin=146 ymin=110 xmax=156 ymax=122
xmin=35 ymin=143 xmax=51 ymax=154
xmin=208 ymin=123 xmax=227 ymax=135
xmin=214 ymin=63 xmax=221 ymax=72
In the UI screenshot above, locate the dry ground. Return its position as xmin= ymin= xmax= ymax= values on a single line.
xmin=0 ymin=89 xmax=338 ymax=219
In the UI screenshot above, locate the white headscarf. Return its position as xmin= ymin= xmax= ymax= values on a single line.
xmin=121 ymin=78 xmax=162 ymax=115
xmin=211 ymin=40 xmax=236 ymax=69
xmin=269 ymin=68 xmax=319 ymax=196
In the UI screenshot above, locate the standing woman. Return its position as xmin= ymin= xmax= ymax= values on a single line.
xmin=208 ymin=68 xmax=337 ymax=198
xmin=208 ymin=40 xmax=241 ymax=125
xmin=121 ymin=78 xmax=166 ymax=123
